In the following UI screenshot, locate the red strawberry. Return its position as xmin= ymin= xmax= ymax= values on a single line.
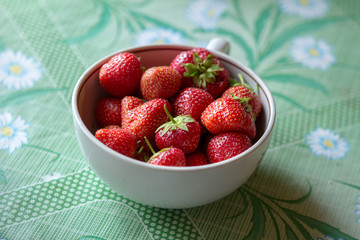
xmin=222 ymin=74 xmax=262 ymax=118
xmin=145 ymin=137 xmax=186 ymax=166
xmin=99 ymin=52 xmax=142 ymax=98
xmin=171 ymin=48 xmax=230 ymax=98
xmin=121 ymin=98 xmax=172 ymax=145
xmin=207 ymin=132 xmax=252 ymax=163
xmin=95 ymin=128 xmax=137 ymax=158
xmin=155 ymin=105 xmax=201 ymax=154
xmin=186 ymin=151 xmax=208 ymax=166
xmin=140 ymin=66 xmax=182 ymax=100
xmin=173 ymin=87 xmax=214 ymax=122
xmin=104 ymin=125 xmax=121 ymax=130
xmin=201 ymin=97 xmax=256 ymax=139
xmin=96 ymin=97 xmax=122 ymax=128
xmin=148 ymin=147 xmax=186 ymax=166
xmin=170 ymin=50 xmax=193 ymax=77
xmin=121 ymin=96 xmax=144 ymax=120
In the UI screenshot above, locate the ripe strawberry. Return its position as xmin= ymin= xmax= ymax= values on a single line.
xmin=95 ymin=128 xmax=137 ymax=158
xmin=172 ymin=87 xmax=213 ymax=122
xmin=207 ymin=132 xmax=252 ymax=163
xmin=96 ymin=97 xmax=122 ymax=128
xmin=121 ymin=96 xmax=144 ymax=120
xmin=145 ymin=137 xmax=186 ymax=166
xmin=222 ymin=74 xmax=262 ymax=118
xmin=201 ymin=97 xmax=256 ymax=139
xmin=155 ymin=105 xmax=201 ymax=154
xmin=99 ymin=52 xmax=142 ymax=98
xmin=171 ymin=48 xmax=230 ymax=98
xmin=121 ymin=98 xmax=172 ymax=145
xmin=148 ymin=147 xmax=186 ymax=166
xmin=104 ymin=125 xmax=121 ymax=130
xmin=140 ymin=66 xmax=182 ymax=100
xmin=186 ymin=151 xmax=209 ymax=166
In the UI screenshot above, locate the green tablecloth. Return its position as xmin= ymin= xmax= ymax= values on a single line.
xmin=1 ymin=0 xmax=359 ymax=239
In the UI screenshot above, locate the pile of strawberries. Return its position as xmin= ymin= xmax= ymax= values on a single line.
xmin=94 ymin=48 xmax=262 ymax=167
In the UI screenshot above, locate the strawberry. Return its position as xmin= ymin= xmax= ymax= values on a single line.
xmin=148 ymin=147 xmax=186 ymax=166
xmin=207 ymin=132 xmax=252 ymax=163
xmin=222 ymin=74 xmax=262 ymax=118
xmin=171 ymin=48 xmax=230 ymax=98
xmin=104 ymin=125 xmax=121 ymax=130
xmin=172 ymin=87 xmax=214 ymax=123
xmin=99 ymin=52 xmax=142 ymax=98
xmin=201 ymin=97 xmax=256 ymax=139
xmin=95 ymin=128 xmax=137 ymax=158
xmin=121 ymin=96 xmax=144 ymax=120
xmin=140 ymin=66 xmax=182 ymax=100
xmin=121 ymin=98 xmax=172 ymax=145
xmin=186 ymin=151 xmax=208 ymax=166
xmin=155 ymin=105 xmax=201 ymax=154
xmin=145 ymin=137 xmax=186 ymax=166
xmin=96 ymin=97 xmax=122 ymax=128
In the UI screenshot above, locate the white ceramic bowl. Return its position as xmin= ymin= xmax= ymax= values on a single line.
xmin=72 ymin=38 xmax=276 ymax=209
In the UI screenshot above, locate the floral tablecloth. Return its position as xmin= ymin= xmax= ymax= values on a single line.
xmin=1 ymin=0 xmax=360 ymax=239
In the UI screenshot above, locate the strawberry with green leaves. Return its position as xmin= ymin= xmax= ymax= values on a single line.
xmin=140 ymin=66 xmax=182 ymax=100
xmin=145 ymin=137 xmax=186 ymax=167
xmin=170 ymin=48 xmax=230 ymax=98
xmin=201 ymin=96 xmax=256 ymax=139
xmin=155 ymin=105 xmax=201 ymax=154
xmin=99 ymin=52 xmax=142 ymax=98
xmin=95 ymin=128 xmax=137 ymax=158
xmin=96 ymin=97 xmax=122 ymax=128
xmin=207 ymin=132 xmax=252 ymax=163
xmin=222 ymin=74 xmax=262 ymax=118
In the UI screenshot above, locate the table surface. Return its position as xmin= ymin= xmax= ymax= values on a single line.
xmin=1 ymin=0 xmax=360 ymax=239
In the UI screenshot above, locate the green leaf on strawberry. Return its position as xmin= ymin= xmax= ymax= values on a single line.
xmin=156 ymin=104 xmax=195 ymax=136
xmin=183 ymin=52 xmax=223 ymax=88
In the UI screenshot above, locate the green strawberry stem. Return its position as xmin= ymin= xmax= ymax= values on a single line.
xmin=156 ymin=104 xmax=195 ymax=136
xmin=163 ymin=104 xmax=176 ymax=124
xmin=229 ymin=73 xmax=261 ymax=95
xmin=144 ymin=136 xmax=171 ymax=163
xmin=136 ymin=146 xmax=144 ymax=156
xmin=183 ymin=52 xmax=223 ymax=88
xmin=144 ymin=137 xmax=156 ymax=155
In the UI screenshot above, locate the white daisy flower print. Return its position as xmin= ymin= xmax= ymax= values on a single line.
xmin=278 ymin=0 xmax=329 ymax=19
xmin=290 ymin=36 xmax=335 ymax=71
xmin=133 ymin=28 xmax=184 ymax=46
xmin=186 ymin=0 xmax=228 ymax=30
xmin=0 ymin=49 xmax=42 ymax=89
xmin=306 ymin=128 xmax=349 ymax=160
xmin=0 ymin=112 xmax=30 ymax=153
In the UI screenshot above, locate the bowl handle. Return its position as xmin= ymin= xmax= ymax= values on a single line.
xmin=207 ymin=38 xmax=230 ymax=55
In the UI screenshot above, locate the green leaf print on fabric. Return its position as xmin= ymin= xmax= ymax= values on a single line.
xmin=63 ymin=0 xmax=191 ymax=45
xmin=214 ymin=2 xmax=349 ymax=110
xmin=231 ymin=184 xmax=358 ymax=240
xmin=261 ymin=16 xmax=346 ymax=61
xmin=63 ymin=1 xmax=110 ymax=44
xmin=0 ymin=88 xmax=68 ymax=107
xmin=262 ymin=74 xmax=329 ymax=94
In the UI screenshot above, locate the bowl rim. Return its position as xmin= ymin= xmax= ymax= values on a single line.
xmin=71 ymin=43 xmax=276 ymax=172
